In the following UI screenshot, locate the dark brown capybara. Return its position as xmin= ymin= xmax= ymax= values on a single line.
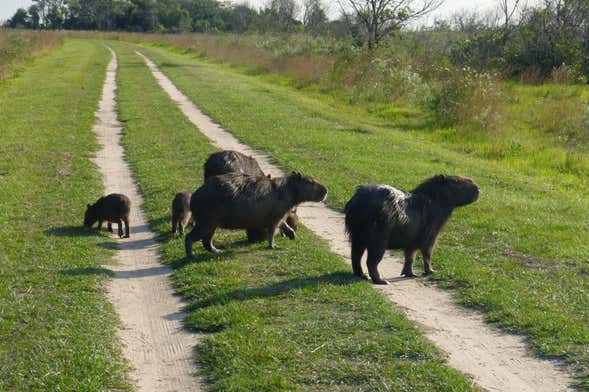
xmin=171 ymin=190 xmax=193 ymax=235
xmin=84 ymin=193 xmax=131 ymax=238
xmin=344 ymin=175 xmax=479 ymax=284
xmin=204 ymin=150 xmax=265 ymax=180
xmin=203 ymin=150 xmax=300 ymax=242
xmin=185 ymin=172 xmax=327 ymax=256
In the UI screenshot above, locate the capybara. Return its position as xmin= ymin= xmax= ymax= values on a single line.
xmin=203 ymin=150 xmax=300 ymax=242
xmin=204 ymin=150 xmax=265 ymax=180
xmin=84 ymin=193 xmax=131 ymax=238
xmin=185 ymin=172 xmax=327 ymax=256
xmin=344 ymin=175 xmax=479 ymax=284
xmin=172 ymin=190 xmax=193 ymax=235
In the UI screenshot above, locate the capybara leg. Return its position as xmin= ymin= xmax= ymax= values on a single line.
xmin=184 ymin=226 xmax=200 ymax=257
xmin=367 ymin=245 xmax=388 ymax=285
xmin=115 ymin=219 xmax=124 ymax=238
xmin=401 ymin=249 xmax=417 ymax=277
xmin=421 ymin=247 xmax=435 ymax=275
xmin=279 ymin=221 xmax=296 ymax=240
xmin=107 ymin=222 xmax=113 ymax=233
xmin=97 ymin=220 xmax=103 ymax=230
xmin=351 ymin=240 xmax=367 ymax=280
xmin=267 ymin=222 xmax=280 ymax=249
xmin=172 ymin=218 xmax=177 ymax=235
xmin=123 ymin=217 xmax=130 ymax=238
xmin=202 ymin=229 xmax=220 ymax=253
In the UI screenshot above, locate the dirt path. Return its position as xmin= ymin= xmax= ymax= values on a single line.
xmin=137 ymin=50 xmax=575 ymax=392
xmin=92 ymin=48 xmax=201 ymax=392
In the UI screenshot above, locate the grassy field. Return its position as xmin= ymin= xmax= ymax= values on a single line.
xmin=0 ymin=40 xmax=128 ymax=390
xmin=0 ymin=30 xmax=62 ymax=81
xmin=128 ymin=43 xmax=589 ymax=387
xmin=110 ymin=40 xmax=476 ymax=391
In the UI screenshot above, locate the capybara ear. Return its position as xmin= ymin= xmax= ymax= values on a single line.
xmin=267 ymin=174 xmax=272 ymax=179
xmin=435 ymin=174 xmax=447 ymax=180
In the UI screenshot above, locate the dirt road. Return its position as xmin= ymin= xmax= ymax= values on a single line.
xmin=92 ymin=48 xmax=201 ymax=392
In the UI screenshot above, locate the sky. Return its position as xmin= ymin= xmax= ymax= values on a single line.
xmin=0 ymin=0 xmax=510 ymax=24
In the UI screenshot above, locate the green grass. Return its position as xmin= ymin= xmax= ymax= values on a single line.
xmin=127 ymin=43 xmax=589 ymax=388
xmin=110 ymin=40 xmax=476 ymax=391
xmin=0 ymin=40 xmax=129 ymax=390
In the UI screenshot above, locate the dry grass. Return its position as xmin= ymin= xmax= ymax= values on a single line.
xmin=0 ymin=29 xmax=62 ymax=80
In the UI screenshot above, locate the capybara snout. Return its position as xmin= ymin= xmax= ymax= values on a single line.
xmin=291 ymin=173 xmax=328 ymax=203
xmin=84 ymin=193 xmax=131 ymax=238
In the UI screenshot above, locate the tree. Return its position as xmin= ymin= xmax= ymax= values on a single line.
xmin=28 ymin=4 xmax=41 ymax=28
xmin=337 ymin=0 xmax=444 ymax=48
xmin=303 ymin=0 xmax=328 ymax=35
xmin=7 ymin=8 xmax=29 ymax=28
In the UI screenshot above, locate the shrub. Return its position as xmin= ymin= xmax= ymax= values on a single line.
xmin=424 ymin=66 xmax=503 ymax=131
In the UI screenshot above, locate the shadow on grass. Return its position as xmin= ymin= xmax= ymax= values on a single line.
xmin=60 ymin=267 xmax=115 ymax=277
xmin=44 ymin=225 xmax=96 ymax=237
xmin=188 ymin=271 xmax=358 ymax=311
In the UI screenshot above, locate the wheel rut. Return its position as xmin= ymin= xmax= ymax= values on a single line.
xmin=92 ymin=47 xmax=201 ymax=392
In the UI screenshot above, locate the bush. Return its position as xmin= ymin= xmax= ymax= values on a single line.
xmin=424 ymin=66 xmax=503 ymax=131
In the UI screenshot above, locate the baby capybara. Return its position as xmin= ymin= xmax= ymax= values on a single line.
xmin=203 ymin=150 xmax=300 ymax=242
xmin=172 ymin=190 xmax=193 ymax=235
xmin=84 ymin=193 xmax=131 ymax=238
xmin=345 ymin=175 xmax=479 ymax=284
xmin=185 ymin=172 xmax=327 ymax=256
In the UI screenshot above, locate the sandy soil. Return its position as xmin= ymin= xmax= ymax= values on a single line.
xmin=137 ymin=50 xmax=575 ymax=392
xmin=91 ymin=48 xmax=201 ymax=392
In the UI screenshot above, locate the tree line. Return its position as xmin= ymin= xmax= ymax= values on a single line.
xmin=3 ymin=0 xmax=331 ymax=34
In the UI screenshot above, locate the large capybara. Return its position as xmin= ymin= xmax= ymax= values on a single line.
xmin=185 ymin=172 xmax=327 ymax=256
xmin=171 ymin=190 xmax=193 ymax=235
xmin=344 ymin=175 xmax=479 ymax=284
xmin=204 ymin=150 xmax=265 ymax=180
xmin=203 ymin=150 xmax=300 ymax=242
xmin=84 ymin=193 xmax=131 ymax=238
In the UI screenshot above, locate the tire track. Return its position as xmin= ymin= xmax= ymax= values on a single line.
xmin=137 ymin=50 xmax=574 ymax=392
xmin=92 ymin=47 xmax=201 ymax=392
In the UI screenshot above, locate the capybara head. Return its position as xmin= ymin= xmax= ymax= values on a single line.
xmin=288 ymin=172 xmax=328 ymax=203
xmin=84 ymin=204 xmax=97 ymax=227
xmin=413 ymin=174 xmax=479 ymax=207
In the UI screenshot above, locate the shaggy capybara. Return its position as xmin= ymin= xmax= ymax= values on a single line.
xmin=204 ymin=150 xmax=265 ymax=180
xmin=185 ymin=172 xmax=327 ymax=256
xmin=172 ymin=190 xmax=193 ymax=235
xmin=84 ymin=193 xmax=131 ymax=238
xmin=203 ymin=150 xmax=300 ymax=242
xmin=344 ymin=175 xmax=479 ymax=284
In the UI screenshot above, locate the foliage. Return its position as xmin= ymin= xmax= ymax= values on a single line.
xmin=424 ymin=66 xmax=503 ymax=131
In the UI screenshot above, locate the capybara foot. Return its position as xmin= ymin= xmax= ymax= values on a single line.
xmin=401 ymin=271 xmax=417 ymax=278
xmin=124 ymin=234 xmax=130 ymax=239
xmin=354 ymin=273 xmax=369 ymax=280
xmin=371 ymin=278 xmax=389 ymax=285
xmin=423 ymin=268 xmax=436 ymax=276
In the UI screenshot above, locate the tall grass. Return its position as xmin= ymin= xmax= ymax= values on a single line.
xmin=0 ymin=30 xmax=62 ymax=80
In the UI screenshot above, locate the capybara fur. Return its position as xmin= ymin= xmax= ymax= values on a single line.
xmin=185 ymin=172 xmax=327 ymax=256
xmin=204 ymin=150 xmax=265 ymax=180
xmin=172 ymin=191 xmax=193 ymax=235
xmin=344 ymin=175 xmax=479 ymax=284
xmin=84 ymin=193 xmax=131 ymax=238
xmin=203 ymin=150 xmax=300 ymax=242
